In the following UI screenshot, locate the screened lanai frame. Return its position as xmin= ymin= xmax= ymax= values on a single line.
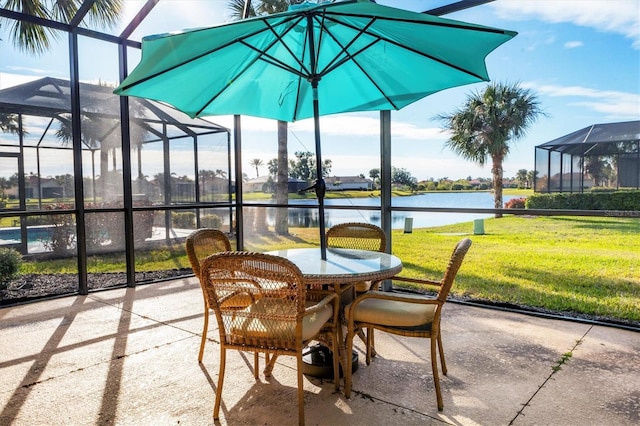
xmin=0 ymin=76 xmax=233 ymax=291
xmin=0 ymin=76 xmax=232 ymax=219
xmin=0 ymin=1 xmax=241 ymax=297
xmin=0 ymin=0 xmax=502 ymax=302
xmin=534 ymin=121 xmax=640 ymax=193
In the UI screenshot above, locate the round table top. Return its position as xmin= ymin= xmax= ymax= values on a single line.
xmin=265 ymin=247 xmax=402 ymax=286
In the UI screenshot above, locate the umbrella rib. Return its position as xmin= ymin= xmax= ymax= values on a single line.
xmin=321 ymin=13 xmax=489 ymax=81
xmin=261 ymin=18 xmax=312 ymax=78
xmin=195 ymin=17 xmax=311 ymax=117
xmin=324 ymin=10 xmax=511 ymax=36
xmin=312 ymin=14 xmax=375 ymax=78
xmin=313 ymin=17 xmax=399 ymax=110
xmin=194 ymin=52 xmax=265 ymax=117
xmin=292 ymin=25 xmax=311 ymax=122
xmin=117 ymin=15 xmax=304 ymax=93
xmin=329 ymin=38 xmax=400 ymax=110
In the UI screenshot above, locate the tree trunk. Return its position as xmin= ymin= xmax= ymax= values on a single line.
xmin=100 ymin=147 xmax=109 ymax=201
xmin=275 ymin=120 xmax=289 ymax=235
xmin=492 ymin=154 xmax=504 ymax=218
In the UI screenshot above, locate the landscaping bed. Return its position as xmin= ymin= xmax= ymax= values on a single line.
xmin=0 ymin=269 xmax=192 ymax=307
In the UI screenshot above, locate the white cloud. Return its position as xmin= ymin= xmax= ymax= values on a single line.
xmin=563 ymin=41 xmax=584 ymax=49
xmin=523 ymin=82 xmax=640 ymax=118
xmin=0 ymin=72 xmax=41 ymax=90
xmin=491 ymin=0 xmax=640 ymax=48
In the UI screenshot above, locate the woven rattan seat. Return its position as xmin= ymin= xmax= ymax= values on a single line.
xmin=185 ymin=228 xmax=232 ymax=362
xmin=200 ymin=251 xmax=340 ymax=425
xmin=344 ymin=238 xmax=472 ymax=411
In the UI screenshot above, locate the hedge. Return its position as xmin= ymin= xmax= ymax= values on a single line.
xmin=526 ymin=190 xmax=640 ymax=210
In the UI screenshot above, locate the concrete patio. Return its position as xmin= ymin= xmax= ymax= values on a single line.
xmin=1 ymin=277 xmax=638 ymax=425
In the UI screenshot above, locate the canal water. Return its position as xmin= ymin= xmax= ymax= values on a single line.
xmin=272 ymin=192 xmax=518 ymax=229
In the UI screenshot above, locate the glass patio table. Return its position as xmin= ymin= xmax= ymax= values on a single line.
xmin=265 ymin=247 xmax=403 ymax=378
xmin=265 ymin=247 xmax=403 ymax=288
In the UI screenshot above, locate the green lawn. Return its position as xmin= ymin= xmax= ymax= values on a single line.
xmin=220 ymin=214 xmax=640 ymax=323
xmin=12 ymin=213 xmax=639 ymax=324
xmin=391 ymin=216 xmax=640 ymax=323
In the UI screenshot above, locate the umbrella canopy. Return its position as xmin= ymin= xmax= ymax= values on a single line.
xmin=114 ymin=0 xmax=516 ymax=259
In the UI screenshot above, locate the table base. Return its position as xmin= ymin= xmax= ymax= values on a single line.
xmin=302 ymin=344 xmax=358 ymax=379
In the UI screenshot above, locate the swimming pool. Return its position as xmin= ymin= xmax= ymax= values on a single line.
xmin=0 ymin=226 xmax=55 ymax=253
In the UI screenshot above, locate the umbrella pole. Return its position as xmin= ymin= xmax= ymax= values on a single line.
xmin=312 ymin=84 xmax=327 ymax=260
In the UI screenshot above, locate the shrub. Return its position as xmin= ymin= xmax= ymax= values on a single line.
xmin=42 ymin=203 xmax=76 ymax=254
xmin=0 ymin=248 xmax=22 ymax=288
xmin=133 ymin=210 xmax=154 ymax=242
xmin=26 ymin=215 xmax=49 ymax=226
xmin=172 ymin=211 xmax=196 ymax=228
xmin=201 ymin=214 xmax=222 ymax=228
xmin=526 ymin=190 xmax=640 ymax=211
xmin=504 ymin=197 xmax=526 ymax=209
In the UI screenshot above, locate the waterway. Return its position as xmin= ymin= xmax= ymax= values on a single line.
xmin=0 ymin=193 xmax=518 ymax=251
xmin=272 ymin=192 xmax=518 ymax=229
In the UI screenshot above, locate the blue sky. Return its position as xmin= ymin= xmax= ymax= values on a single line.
xmin=1 ymin=0 xmax=639 ymax=181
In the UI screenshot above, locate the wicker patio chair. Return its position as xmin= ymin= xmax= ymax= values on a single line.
xmin=200 ymin=251 xmax=340 ymax=426
xmin=326 ymin=222 xmax=386 ymax=353
xmin=185 ymin=228 xmax=232 ymax=362
xmin=326 ymin=222 xmax=386 ymax=294
xmin=344 ymin=238 xmax=472 ymax=411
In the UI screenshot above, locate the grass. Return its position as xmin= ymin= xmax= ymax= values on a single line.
xmin=391 ymin=216 xmax=640 ymax=323
xmin=243 ymin=215 xmax=640 ymax=323
xmin=11 ymin=211 xmax=638 ymax=324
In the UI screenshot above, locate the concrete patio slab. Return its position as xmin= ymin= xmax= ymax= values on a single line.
xmin=1 ymin=277 xmax=638 ymax=425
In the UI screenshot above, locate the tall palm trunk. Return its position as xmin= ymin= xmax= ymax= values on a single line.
xmin=275 ymin=120 xmax=289 ymax=235
xmin=491 ymin=154 xmax=504 ymax=218
xmin=100 ymin=148 xmax=109 ymax=199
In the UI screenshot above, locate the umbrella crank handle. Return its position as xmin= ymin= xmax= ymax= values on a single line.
xmin=298 ymin=179 xmax=326 ymax=199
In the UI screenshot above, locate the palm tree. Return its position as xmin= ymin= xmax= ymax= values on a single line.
xmin=228 ymin=0 xmax=291 ymax=235
xmin=516 ymin=169 xmax=528 ymax=189
xmin=7 ymin=1 xmax=125 ymax=203
xmin=437 ymin=82 xmax=544 ymax=217
xmin=0 ymin=113 xmax=25 ymax=135
xmin=249 ymin=158 xmax=263 ymax=178
xmin=4 ymin=0 xmax=123 ymax=54
xmin=369 ymin=168 xmax=380 ymax=189
xmin=527 ymin=170 xmax=537 ymax=190
xmin=56 ymin=112 xmax=121 ymax=200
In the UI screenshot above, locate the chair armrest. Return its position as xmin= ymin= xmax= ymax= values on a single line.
xmin=304 ymin=290 xmax=338 ymax=316
xmin=391 ymin=275 xmax=441 ymax=288
xmin=370 ymin=279 xmax=383 ymax=291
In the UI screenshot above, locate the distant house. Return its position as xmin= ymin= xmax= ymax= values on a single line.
xmin=287 ymin=178 xmax=309 ymax=193
xmin=244 ymin=176 xmax=308 ymax=193
xmin=325 ymin=176 xmax=373 ymax=191
xmin=200 ymin=176 xmax=233 ymax=194
xmin=6 ymin=176 xmax=66 ymax=199
xmin=244 ymin=176 xmax=271 ymax=193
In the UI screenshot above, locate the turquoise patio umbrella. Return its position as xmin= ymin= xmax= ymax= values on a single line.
xmin=114 ymin=0 xmax=516 ymax=259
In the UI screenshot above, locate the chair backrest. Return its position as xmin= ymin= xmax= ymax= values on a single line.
xmin=437 ymin=238 xmax=472 ymax=303
xmin=200 ymin=251 xmax=306 ymax=348
xmin=185 ymin=228 xmax=232 ymax=278
xmin=326 ymin=222 xmax=386 ymax=252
